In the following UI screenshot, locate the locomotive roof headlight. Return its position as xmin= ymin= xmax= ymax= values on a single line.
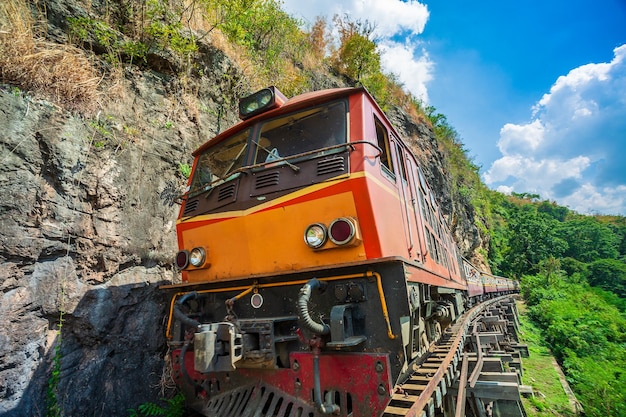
xmin=304 ymin=223 xmax=327 ymax=249
xmin=175 ymin=250 xmax=189 ymax=270
xmin=329 ymin=217 xmax=357 ymax=245
xmin=238 ymin=86 xmax=287 ymax=120
xmin=189 ymin=247 xmax=206 ymax=267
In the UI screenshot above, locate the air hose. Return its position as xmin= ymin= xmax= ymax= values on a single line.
xmin=175 ymin=292 xmax=207 ymax=396
xmin=297 ymin=279 xmax=330 ymax=335
xmin=179 ymin=340 xmax=206 ymax=397
xmin=173 ymin=291 xmax=201 ymax=330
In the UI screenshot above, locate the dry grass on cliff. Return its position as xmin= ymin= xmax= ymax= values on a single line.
xmin=0 ymin=0 xmax=100 ymax=111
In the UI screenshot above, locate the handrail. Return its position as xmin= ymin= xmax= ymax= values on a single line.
xmin=180 ymin=140 xmax=383 ymax=202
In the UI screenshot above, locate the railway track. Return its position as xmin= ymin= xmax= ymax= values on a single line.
xmin=383 ymin=295 xmax=528 ymax=417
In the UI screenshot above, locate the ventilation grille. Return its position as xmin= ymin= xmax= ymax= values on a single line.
xmin=182 ymin=199 xmax=199 ymax=216
xmin=218 ymin=183 xmax=237 ymax=201
xmin=203 ymin=385 xmax=254 ymax=417
xmin=317 ymin=156 xmax=345 ymax=176
xmin=203 ymin=384 xmax=315 ymax=417
xmin=255 ymin=171 xmax=280 ymax=189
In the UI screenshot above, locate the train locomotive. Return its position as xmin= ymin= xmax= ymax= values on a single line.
xmin=163 ymin=86 xmax=518 ymax=417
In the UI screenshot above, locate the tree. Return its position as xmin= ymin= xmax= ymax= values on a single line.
xmin=331 ymin=15 xmax=380 ymax=82
xmin=308 ymin=16 xmax=327 ymax=59
xmin=586 ymin=258 xmax=626 ymax=297
xmin=537 ymin=200 xmax=569 ymax=222
xmin=558 ymin=216 xmax=620 ymax=262
xmin=501 ymin=205 xmax=568 ymax=278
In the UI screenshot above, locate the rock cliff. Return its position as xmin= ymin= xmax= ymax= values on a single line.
xmin=0 ymin=2 xmax=486 ymax=415
xmin=0 ymin=56 xmax=247 ymax=415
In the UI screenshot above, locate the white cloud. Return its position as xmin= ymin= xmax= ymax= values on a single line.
xmin=350 ymin=0 xmax=429 ymax=36
xmin=497 ymin=119 xmax=545 ymax=155
xmin=282 ymin=0 xmax=429 ymax=37
xmin=535 ymin=46 xmax=624 ymax=111
xmin=379 ymin=41 xmax=433 ymax=101
xmin=484 ymin=154 xmax=590 ymax=186
xmin=281 ymin=0 xmax=433 ymax=100
xmin=560 ymin=184 xmax=626 ymax=216
xmin=485 ymin=44 xmax=626 ymax=215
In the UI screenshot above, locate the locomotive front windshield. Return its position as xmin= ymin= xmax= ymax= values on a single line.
xmin=253 ymin=101 xmax=346 ymax=164
xmin=189 ymin=100 xmax=347 ymax=196
xmin=189 ymin=129 xmax=250 ymax=196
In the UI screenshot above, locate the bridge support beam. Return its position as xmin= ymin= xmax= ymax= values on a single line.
xmin=383 ymin=297 xmax=532 ymax=417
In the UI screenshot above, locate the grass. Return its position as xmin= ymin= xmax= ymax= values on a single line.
xmin=0 ymin=0 xmax=100 ymax=111
xmin=517 ymin=301 xmax=580 ymax=417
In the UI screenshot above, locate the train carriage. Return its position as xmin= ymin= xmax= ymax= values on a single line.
xmin=462 ymin=258 xmax=484 ymax=301
xmin=164 ymin=86 xmax=516 ymax=417
xmin=481 ymin=272 xmax=498 ymax=295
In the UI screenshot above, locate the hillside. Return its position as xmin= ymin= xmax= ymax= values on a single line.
xmin=484 ymin=193 xmax=626 ymax=416
xmin=0 ymin=1 xmax=491 ymax=415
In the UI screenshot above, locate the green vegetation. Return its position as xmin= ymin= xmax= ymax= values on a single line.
xmin=211 ymin=0 xmax=308 ymax=90
xmin=517 ymin=302 xmax=578 ymax=417
xmin=68 ymin=1 xmax=197 ymax=68
xmin=127 ymin=392 xmax=186 ymax=417
xmin=485 ymin=195 xmax=625 ymax=281
xmin=178 ymin=162 xmax=192 ymax=179
xmin=46 ymin=319 xmax=63 ymax=417
xmin=0 ymin=0 xmax=100 ymax=109
xmin=330 ymin=16 xmax=386 ymax=100
xmin=4 ymin=0 xmax=430 ymax=116
xmin=480 ymin=196 xmax=626 ymax=417
xmin=521 ymin=273 xmax=626 ymax=416
xmin=424 ymin=106 xmax=488 ymax=219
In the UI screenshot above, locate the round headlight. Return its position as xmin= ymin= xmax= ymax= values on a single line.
xmin=329 ymin=217 xmax=356 ymax=245
xmin=304 ymin=223 xmax=327 ymax=249
xmin=189 ymin=247 xmax=206 ymax=267
xmin=175 ymin=250 xmax=189 ymax=270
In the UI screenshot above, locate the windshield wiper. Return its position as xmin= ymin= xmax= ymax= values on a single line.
xmin=220 ymin=143 xmax=248 ymax=178
xmin=253 ymin=140 xmax=300 ymax=172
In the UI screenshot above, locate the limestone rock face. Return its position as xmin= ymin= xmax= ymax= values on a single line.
xmin=0 ymin=56 xmax=243 ymax=414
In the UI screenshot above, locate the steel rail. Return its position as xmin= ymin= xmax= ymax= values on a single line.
xmin=468 ymin=332 xmax=483 ymax=388
xmin=384 ymin=295 xmax=512 ymax=417
xmin=454 ymin=353 xmax=469 ymax=417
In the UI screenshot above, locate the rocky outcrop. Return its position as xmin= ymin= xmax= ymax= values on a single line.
xmin=0 ymin=50 xmax=245 ymax=414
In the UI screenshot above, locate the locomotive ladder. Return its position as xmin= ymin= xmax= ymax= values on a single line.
xmin=383 ymin=296 xmax=530 ymax=417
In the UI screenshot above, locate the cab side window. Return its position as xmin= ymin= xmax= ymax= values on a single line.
xmin=375 ymin=116 xmax=394 ymax=175
xmin=395 ymin=141 xmax=408 ymax=182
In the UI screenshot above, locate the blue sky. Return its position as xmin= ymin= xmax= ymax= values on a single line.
xmin=280 ymin=0 xmax=626 ymax=215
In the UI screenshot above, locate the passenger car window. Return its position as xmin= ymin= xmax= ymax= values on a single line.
xmin=395 ymin=141 xmax=407 ymax=182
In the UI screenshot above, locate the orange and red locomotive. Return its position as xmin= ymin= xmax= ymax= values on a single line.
xmin=164 ymin=86 xmax=516 ymax=416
